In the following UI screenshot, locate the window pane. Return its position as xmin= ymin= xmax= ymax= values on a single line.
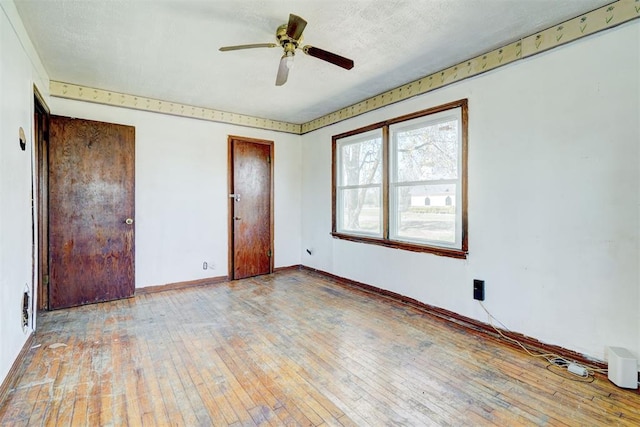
xmin=339 ymin=135 xmax=382 ymax=186
xmin=392 ymin=184 xmax=457 ymax=244
xmin=339 ymin=187 xmax=381 ymax=235
xmin=393 ymin=118 xmax=458 ymax=182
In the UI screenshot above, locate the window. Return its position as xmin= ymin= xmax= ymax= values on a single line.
xmin=335 ymin=129 xmax=383 ymax=237
xmin=332 ymin=99 xmax=468 ymax=258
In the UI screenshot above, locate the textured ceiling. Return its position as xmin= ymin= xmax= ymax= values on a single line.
xmin=15 ymin=0 xmax=613 ymax=124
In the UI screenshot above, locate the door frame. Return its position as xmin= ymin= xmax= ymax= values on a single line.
xmin=227 ymin=135 xmax=274 ymax=280
xmin=33 ymin=86 xmax=50 ymax=310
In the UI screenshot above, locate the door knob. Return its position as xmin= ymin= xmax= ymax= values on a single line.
xmin=233 ymin=216 xmax=241 ymax=220
xmin=125 ymin=218 xmax=134 ymax=225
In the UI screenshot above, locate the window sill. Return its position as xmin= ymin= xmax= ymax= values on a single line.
xmin=331 ymin=232 xmax=467 ymax=259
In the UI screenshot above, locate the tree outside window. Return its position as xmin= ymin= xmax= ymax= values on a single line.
xmin=336 ymin=130 xmax=382 ymax=236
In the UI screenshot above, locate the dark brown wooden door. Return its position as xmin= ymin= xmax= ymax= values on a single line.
xmin=229 ymin=137 xmax=273 ymax=280
xmin=48 ymin=116 xmax=135 ymax=309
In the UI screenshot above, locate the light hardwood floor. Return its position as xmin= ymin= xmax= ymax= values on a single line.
xmin=1 ymin=269 xmax=639 ymax=426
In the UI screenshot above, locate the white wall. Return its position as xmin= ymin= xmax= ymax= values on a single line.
xmin=0 ymin=1 xmax=49 ymax=386
xmin=1 ymin=0 xmax=637 ymax=392
xmin=301 ymin=21 xmax=640 ymax=365
xmin=50 ymin=98 xmax=302 ymax=288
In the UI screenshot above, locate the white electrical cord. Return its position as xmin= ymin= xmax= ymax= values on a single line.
xmin=478 ymin=301 xmax=607 ymax=377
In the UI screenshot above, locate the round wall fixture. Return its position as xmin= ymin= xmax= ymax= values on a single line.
xmin=19 ymin=127 xmax=26 ymax=151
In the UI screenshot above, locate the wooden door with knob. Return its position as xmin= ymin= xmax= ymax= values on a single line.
xmin=228 ymin=136 xmax=273 ymax=280
xmin=48 ymin=116 xmax=135 ymax=309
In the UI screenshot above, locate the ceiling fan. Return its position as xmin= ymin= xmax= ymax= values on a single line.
xmin=219 ymin=13 xmax=354 ymax=86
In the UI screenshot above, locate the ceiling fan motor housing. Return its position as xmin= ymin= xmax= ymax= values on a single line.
xmin=276 ymin=24 xmax=301 ymax=53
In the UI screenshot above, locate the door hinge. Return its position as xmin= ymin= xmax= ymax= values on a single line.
xmin=43 ymin=274 xmax=49 ymax=286
xmin=267 ymin=155 xmax=271 ymax=164
xmin=267 ymin=249 xmax=272 ymax=257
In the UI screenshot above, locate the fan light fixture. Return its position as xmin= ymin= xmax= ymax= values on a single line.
xmin=219 ymin=14 xmax=354 ymax=86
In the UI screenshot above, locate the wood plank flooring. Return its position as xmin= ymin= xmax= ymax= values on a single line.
xmin=1 ymin=269 xmax=639 ymax=426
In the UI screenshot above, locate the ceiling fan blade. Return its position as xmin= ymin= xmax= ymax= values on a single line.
xmin=286 ymin=14 xmax=307 ymax=40
xmin=275 ymin=55 xmax=290 ymax=86
xmin=219 ymin=43 xmax=277 ymax=52
xmin=303 ymin=45 xmax=354 ymax=70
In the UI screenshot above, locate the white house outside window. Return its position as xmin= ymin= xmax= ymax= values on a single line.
xmin=390 ymin=108 xmax=462 ymax=249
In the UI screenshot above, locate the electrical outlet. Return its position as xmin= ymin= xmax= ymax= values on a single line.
xmin=473 ymin=279 xmax=485 ymax=301
xmin=203 ymin=261 xmax=208 ymax=270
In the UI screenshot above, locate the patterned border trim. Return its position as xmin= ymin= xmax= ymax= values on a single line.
xmin=300 ymin=0 xmax=639 ymax=134
xmin=50 ymin=0 xmax=638 ymax=135
xmin=49 ymin=81 xmax=302 ymax=134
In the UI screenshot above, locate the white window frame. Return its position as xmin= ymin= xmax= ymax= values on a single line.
xmin=389 ymin=108 xmax=463 ymax=249
xmin=335 ymin=129 xmax=383 ymax=238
